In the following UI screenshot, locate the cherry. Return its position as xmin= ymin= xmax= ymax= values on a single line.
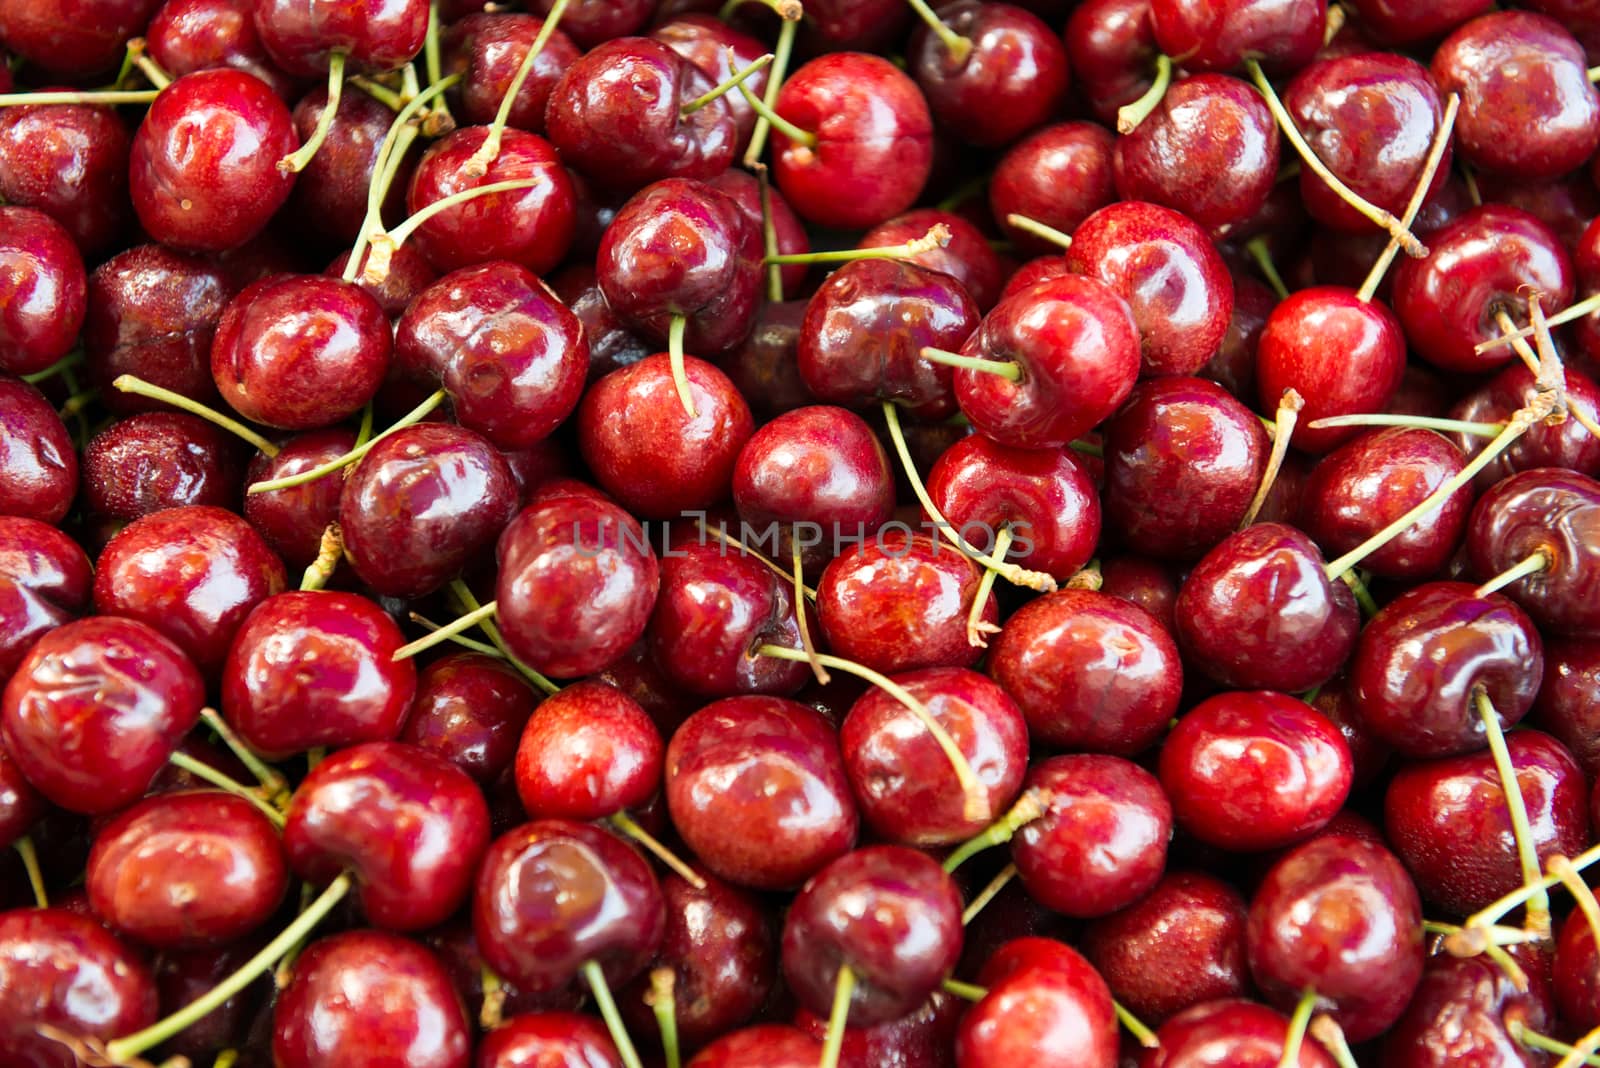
xmin=0 ymin=747 xmax=45 ymax=857
xmin=1382 ymin=951 xmax=1555 ymax=1067
xmin=0 ymin=94 xmax=132 ymax=259
xmin=479 ymin=1012 xmax=624 ymax=1068
xmin=1344 ymin=0 xmax=1489 ymax=45
xmin=859 ymin=209 xmax=1003 ymax=312
xmin=0 ymin=516 xmax=92 ymax=683
xmin=545 ymin=37 xmax=737 ymax=193
xmin=274 ymin=930 xmax=471 ymax=1068
xmin=1300 ymin=427 xmax=1471 ymax=579
xmin=0 ymin=207 xmax=85 ymax=377
xmin=706 ymin=168 xmax=811 ymax=298
xmin=653 ymin=13 xmax=772 ymax=155
xmin=766 ymin=52 xmax=935 ymax=232
xmin=1247 ymin=833 xmax=1424 ymax=1041
xmin=399 ymin=652 xmax=537 ymax=783
xmin=221 ymin=589 xmax=417 ymax=759
xmin=242 ymin=427 xmax=357 ymax=566
xmin=129 ymin=69 xmax=299 ymax=252
xmin=989 ymin=122 xmax=1116 ymax=256
xmin=1467 ymin=468 xmax=1600 ymax=638
xmin=1081 ymin=871 xmax=1249 ymax=1025
xmin=1066 ymin=0 xmax=1162 ymax=123
xmin=1103 ymin=375 xmax=1269 ymax=560
xmin=444 ymin=12 xmax=580 ymax=133
xmin=1151 ymin=0 xmax=1325 ymax=75
xmin=514 ymin=679 xmax=661 ymax=822
xmin=1141 ymin=998 xmax=1337 ymax=1067
xmin=1534 ymin=640 xmax=1600 ymax=779
xmin=81 ymin=413 xmax=245 ymax=526
xmin=0 ymin=375 xmax=78 ymax=526
xmin=945 ymin=275 xmax=1141 ymax=449
xmin=792 ymin=989 xmax=962 ymax=1068
xmin=665 ymin=696 xmax=856 ymax=890
xmin=494 ymin=493 xmax=660 ymax=678
xmin=394 ymin=261 xmax=588 ymax=450
xmin=529 ymin=0 xmax=654 ymax=49
xmin=288 ymin=84 xmax=410 ymax=249
xmin=0 ymin=908 xmax=158 ymax=1067
xmin=1448 ymin=363 xmax=1600 ymax=488
xmin=0 ymin=0 xmax=161 ymax=78
xmin=2 ymin=616 xmax=203 ymax=814
xmin=956 ymin=938 xmax=1119 ymax=1068
xmin=146 ymin=0 xmax=295 ymax=96
xmin=549 ymin=264 xmax=653 ymax=381
xmin=687 ymin=1025 xmax=825 ymax=1068
xmin=1351 ymin=581 xmax=1543 ymax=758
xmin=1556 ymin=905 xmax=1600 ymax=1031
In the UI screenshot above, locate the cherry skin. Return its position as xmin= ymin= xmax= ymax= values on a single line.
xmin=253 ymin=0 xmax=428 ymax=76
xmin=578 ymin=353 xmax=755 ymax=518
xmin=0 ymin=745 xmax=46 ymax=852
xmin=957 ymin=938 xmax=1118 ymax=1068
xmin=1556 ymin=906 xmax=1600 ymax=1030
xmin=273 ymin=930 xmax=471 ymax=1068
xmin=1533 ymin=639 xmax=1600 ymax=780
xmin=242 ymin=427 xmax=357 ymax=567
xmin=81 ymin=413 xmax=244 ymax=527
xmin=1382 ymin=951 xmax=1555 ymax=1068
xmin=0 ymin=908 xmax=158 ymax=1068
xmin=1384 ymin=729 xmax=1588 ymax=918
xmin=339 ymin=422 xmax=519 ymax=599
xmin=288 ymin=85 xmax=410 ymax=249
xmin=1301 ymin=427 xmax=1471 ymax=580
xmin=545 ymin=37 xmax=736 ymax=193
xmin=1448 ymin=363 xmax=1600 ymax=489
xmin=1012 ymin=754 xmax=1173 ymax=918
xmin=221 ymin=589 xmax=417 ymax=759
xmin=1202 ymin=271 xmax=1273 ymax=402
xmin=477 ymin=1013 xmax=623 ymax=1068
xmin=859 ymin=208 xmax=1003 ymax=312
xmin=841 ymin=667 xmax=1028 ymax=847
xmin=1344 ymin=0 xmax=1489 ymax=46
xmin=399 ymin=652 xmax=537 ymax=784
xmin=687 ymin=1025 xmax=825 ymax=1068
xmin=951 ymin=274 xmax=1141 ymax=449
xmin=816 ymin=531 xmax=995 ymax=676
xmin=989 ymin=121 xmax=1117 ymax=255
xmin=473 ymin=818 xmax=666 ymax=995
xmin=1102 ymin=375 xmax=1269 ymax=560
xmin=87 ymin=790 xmax=288 ymax=948
xmin=1066 ymin=0 xmax=1162 ymax=123
xmin=147 ymin=0 xmax=296 ymax=97
xmin=494 ymin=494 xmax=661 ymax=678
xmin=2 ymin=616 xmax=203 ymax=815
xmin=444 ymin=12 xmax=579 ymax=135
xmin=653 ymin=14 xmax=772 ymax=156
xmin=1248 ymin=833 xmax=1424 ymax=1041
xmin=1141 ymin=999 xmax=1337 ymax=1068
xmin=515 ymin=680 xmax=661 ymax=821
xmin=1081 ymin=871 xmax=1250 ymax=1025
xmin=782 ymin=845 xmax=963 ymax=1026
xmin=1150 ymin=0 xmax=1326 ymax=75
xmin=549 ymin=264 xmax=652 ymax=382
xmin=129 ymin=69 xmax=298 ymax=253
xmin=0 ymin=375 xmax=78 ymax=526
xmin=770 ymin=53 xmax=935 ymax=232
xmin=792 ymin=989 xmax=962 ymax=1068
xmin=0 ymin=516 xmax=92 ymax=684
xmin=0 ymin=207 xmax=85 ymax=377
xmin=665 ymin=696 xmax=857 ymax=890
xmin=1351 ymin=581 xmax=1543 ymax=758
xmin=1468 ymin=468 xmax=1600 ymax=639
xmin=0 ymin=95 xmax=132 ymax=259
xmin=1068 ymin=200 xmax=1235 ymax=378
xmin=149 ymin=935 xmax=274 ymax=1063
xmin=0 ymin=0 xmax=161 ymax=78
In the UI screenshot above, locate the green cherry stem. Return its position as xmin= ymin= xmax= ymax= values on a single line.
xmin=407 ymin=613 xmax=504 ymax=657
xmin=424 ymin=1 xmax=452 ymax=127
xmin=735 ymin=65 xmax=816 ymax=149
xmin=1004 ymin=213 xmax=1073 ymax=250
xmin=695 ymin=517 xmax=817 ymax=598
xmin=1240 ymin=388 xmax=1304 ymax=529
xmin=584 ymin=960 xmax=646 ymax=1068
xmin=20 ymin=350 xmax=85 ymax=385
xmin=279 ymin=52 xmax=347 ymax=174
xmin=200 ymin=706 xmax=290 ymax=803
xmin=363 ymin=177 xmax=543 ymax=283
xmin=942 ymin=978 xmax=986 ymax=1001
xmin=791 ymin=541 xmax=830 ymax=686
xmin=1511 ymin=1021 xmax=1600 ymax=1068
xmin=609 ymin=811 xmax=707 ymax=889
xmin=299 ymin=522 xmax=344 ymax=592
xmin=1305 ymin=412 xmax=1505 ymax=437
xmin=905 ymin=0 xmax=973 ymax=62
xmin=0 ymin=88 xmax=160 ymax=106
xmin=350 ymin=74 xmax=405 ymax=111
xmin=111 ymin=375 xmax=279 ymax=457
xmin=124 ymin=39 xmax=172 ymax=90
xmin=393 ymin=600 xmax=499 ymax=661
xmin=246 ymin=389 xmax=448 ymax=495
xmin=647 ymin=968 xmax=682 ymax=1068
xmin=741 ymin=4 xmax=801 ymax=166
xmin=1116 ymin=53 xmax=1173 ymax=134
xmin=14 ymin=837 xmax=47 ymax=908
xmin=941 ymin=788 xmax=1047 ymax=873
xmin=465 ymin=0 xmax=570 ymax=176
xmin=668 ymin=313 xmax=697 ymax=418
xmin=919 ymin=346 xmax=1022 ymax=381
xmin=964 ymin=526 xmax=1009 ymax=649
xmin=1246 ymin=236 xmax=1290 ymax=301
xmin=1476 ymin=688 xmax=1551 ymax=939
xmin=1357 ymin=91 xmax=1459 ymax=303
xmin=1474 ymin=550 xmax=1551 ymax=599
xmin=1309 ymin=1015 xmax=1360 ymax=1068
xmin=168 ymin=752 xmax=287 ymax=828
xmin=1458 ymin=842 xmax=1600 ymax=935
xmin=1277 ymin=988 xmax=1318 ymax=1068
xmin=1118 ymin=1002 xmax=1160 ymax=1050
xmin=961 ymin=863 xmax=1016 ymax=926
xmin=1549 ymin=854 xmax=1600 ymax=952
xmin=720 ymin=0 xmax=802 ymax=20
xmin=756 ymin=163 xmax=783 ymax=302
xmin=764 ymin=223 xmax=950 ymax=266
xmin=681 ymin=52 xmax=774 ymax=115
xmin=819 ymin=965 xmax=856 ymax=1068
xmin=1479 ymin=291 xmax=1600 ymax=354
xmin=1339 ymin=570 xmax=1379 ymax=618
xmin=448 ymin=579 xmax=561 ymax=695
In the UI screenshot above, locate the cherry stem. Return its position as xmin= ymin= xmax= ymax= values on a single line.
xmin=1338 ymin=570 xmax=1378 ymax=618
xmin=920 ymin=346 xmax=1022 ymax=381
xmin=299 ymin=522 xmax=344 ymax=592
xmin=881 ymin=401 xmax=1057 ymax=592
xmin=1118 ymin=1001 xmax=1160 ymax=1049
xmin=941 ymin=788 xmax=1047 ymax=873
xmin=1475 ymin=549 xmax=1550 ymax=599
xmin=1480 ymin=291 xmax=1600 ymax=353
xmin=105 ymin=873 xmax=352 ymax=1062
xmin=942 ymin=978 xmax=986 ymax=1002
xmin=609 ymin=811 xmax=707 ymax=889
xmin=961 ymin=863 xmax=1016 ymax=926
xmin=1241 ymin=388 xmax=1304 ymax=528
xmin=719 ymin=0 xmax=803 ymax=20
xmin=14 ymin=837 xmax=46 ymax=908
xmin=1004 ymin=213 xmax=1072 ymax=250
xmin=1494 ymin=309 xmax=1545 ymax=378
xmin=742 ymin=12 xmax=800 ymax=166
xmin=111 ymin=375 xmax=278 ymax=457
xmin=200 ymin=707 xmax=290 ymax=803
xmin=393 ymin=600 xmax=498 ymax=661
xmin=1511 ymin=1022 xmax=1600 ymax=1068
xmin=734 ymin=64 xmax=816 ymax=149
xmin=214 ymin=1050 xmax=239 ymax=1068
xmin=448 ymin=579 xmax=561 ymax=695
xmin=0 ymin=89 xmax=160 ymax=107
xmin=1463 ymin=841 xmax=1600 ymax=932
xmin=246 ymin=388 xmax=447 ymax=495
xmin=1549 ymin=854 xmax=1600 ymax=960
xmin=279 ymin=52 xmax=346 ymax=174
xmin=21 ymin=349 xmax=85 ymax=385
xmin=1116 ymin=53 xmax=1173 ymax=135
xmin=1530 ymin=296 xmax=1600 ymax=443
xmin=1591 ymin=66 xmax=1600 ymax=84
xmin=1246 ymin=236 xmax=1290 ymax=301
xmin=1248 ymin=60 xmax=1425 ymax=257
xmin=1431 ymin=919 xmax=1537 ymax=988
xmin=1069 ymin=438 xmax=1103 ymax=458
xmin=1309 ymin=1016 xmax=1360 ymax=1068
xmin=1321 ymin=1 xmax=1345 ymax=44
xmin=345 ymin=74 xmax=460 ymax=279
xmin=466 ymin=0 xmax=570 ymax=176
xmin=791 ymin=541 xmax=830 ymax=686
xmin=756 ymin=163 xmax=783 ymax=302
xmin=350 ymin=75 xmax=405 ymax=111
xmin=964 ymin=526 xmax=1009 ymax=649
xmin=354 ymin=402 xmax=374 ymax=447
xmin=1306 ymin=412 xmax=1504 ymax=437
xmin=167 ymin=751 xmax=286 ymax=827
xmin=480 ymin=964 xmax=507 ymax=1029
xmin=273 ymin=879 xmax=317 ymax=988
xmin=904 ymin=0 xmax=973 ymax=62
xmin=584 ymin=960 xmax=645 ymax=1068
xmin=756 ymin=644 xmax=989 ymax=822
xmin=1476 ymin=688 xmax=1553 ymax=939
xmin=124 ymin=39 xmax=172 ymax=90
xmin=667 ymin=314 xmax=698 ymax=418
xmin=408 ymin=612 xmax=504 ymax=657
xmin=695 ymin=518 xmax=817 ymax=598
xmin=1277 ymin=987 xmax=1317 ymax=1068
xmin=647 ymin=968 xmax=682 ymax=1068
xmin=682 ymin=52 xmax=774 ymax=115
xmin=423 ymin=2 xmax=452 ymax=127
xmin=366 ymin=177 xmax=543 ymax=282
xmin=819 ymin=964 xmax=856 ymax=1068
xmin=766 ymin=223 xmax=950 ymax=266
xmin=1358 ymin=92 xmax=1459 ymax=303
xmin=1067 ymin=560 xmax=1103 ymax=591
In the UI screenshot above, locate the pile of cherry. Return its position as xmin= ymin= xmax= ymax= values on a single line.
xmin=5 ymin=0 xmax=1600 ymax=1064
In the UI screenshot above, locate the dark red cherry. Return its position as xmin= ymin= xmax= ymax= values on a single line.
xmin=212 ymin=274 xmax=391 ymax=430
xmin=478 ymin=1012 xmax=622 ymax=1068
xmin=0 ymin=746 xmax=46 ymax=852
xmin=1150 ymin=0 xmax=1325 ymax=75
xmin=841 ymin=667 xmax=1028 ymax=847
xmin=221 ymin=590 xmax=417 ymax=759
xmin=444 ymin=12 xmax=580 ymax=133
xmin=706 ymin=168 xmax=811 ymax=299
xmin=0 ymin=96 xmax=132 ymax=259
xmin=1067 ymin=200 xmax=1235 ymax=378
xmin=0 ymin=0 xmax=161 ymax=78
xmin=1103 ymin=375 xmax=1269 ymax=560
xmin=0 ymin=516 xmax=92 ymax=684
xmin=473 ymin=818 xmax=665 ymax=994
xmin=545 ymin=37 xmax=736 ymax=193
xmin=1351 ymin=581 xmax=1543 ymax=758
xmin=1433 ymin=11 xmax=1600 ymax=181
xmin=1 ymin=616 xmax=204 ymax=814
xmin=1175 ymin=523 xmax=1359 ymax=693
xmin=87 ymin=791 xmax=287 ymax=948
xmin=1468 ymin=468 xmax=1600 ymax=639
xmin=860 ymin=208 xmax=1004 ymax=312
xmin=782 ymin=845 xmax=963 ymax=1025
xmin=329 ymin=241 xmax=437 ymax=318
xmin=1247 ymin=833 xmax=1424 ymax=1041
xmin=0 ymin=375 xmax=78 ymax=526
xmin=288 ymin=84 xmax=409 ymax=248
xmin=339 ymin=422 xmax=519 ymax=598
xmin=1202 ymin=271 xmax=1273 ymax=401
xmin=665 ymin=696 xmax=857 ymax=890
xmin=1385 ymin=729 xmax=1587 ymax=918
xmin=0 ymin=207 xmax=85 ymax=377
xmin=400 ymin=652 xmax=537 ymax=783
xmin=1448 ymin=363 xmax=1600 ymax=488
xmin=81 ymin=413 xmax=245 ymax=526
xmin=274 ymin=930 xmax=471 ymax=1068
xmin=0 ymin=908 xmax=158 ymax=1067
xmin=653 ymin=14 xmax=771 ymax=155
xmin=770 ymin=53 xmax=935 ymax=232
xmin=495 ymin=494 xmax=660 ymax=678
xmin=404 ymin=127 xmax=576 ymax=277
xmin=242 ymin=427 xmax=357 ymax=567
xmin=1534 ymin=640 xmax=1600 ymax=780
xmin=1098 ymin=554 xmax=1179 ymax=633
xmin=149 ymin=934 xmax=273 ymax=1062
xmin=254 ymin=0 xmax=428 ymax=77
xmin=1160 ymin=690 xmax=1352 ymax=852
xmin=1382 ymin=951 xmax=1555 ymax=1068
xmin=1301 ymin=427 xmax=1470 ymax=579
xmin=528 ymin=0 xmax=654 ymax=49
xmin=129 ymin=70 xmax=298 ymax=252
xmin=957 ymin=938 xmax=1119 ymax=1068
xmin=792 ymin=989 xmax=962 ymax=1068
xmin=514 ymin=680 xmax=660 ymax=821
xmin=1081 ymin=871 xmax=1249 ymax=1025
xmin=548 ymin=264 xmax=652 ymax=383
xmin=1065 ymin=0 xmax=1161 ymax=123
xmin=990 ymin=121 xmax=1116 ymax=255
xmin=1343 ymin=0 xmax=1489 ymax=46
xmin=1013 ymin=754 xmax=1172 ymax=917
xmin=1141 ymin=999 xmax=1337 ymax=1068
xmin=1556 ymin=905 xmax=1600 ymax=1031
xmin=147 ymin=0 xmax=295 ymax=96
xmin=687 ymin=1025 xmax=825 ymax=1068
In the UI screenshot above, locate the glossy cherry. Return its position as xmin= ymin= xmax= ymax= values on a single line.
xmin=0 ymin=517 xmax=91 ymax=684
xmin=399 ymin=652 xmax=538 ymax=784
xmin=0 ymin=375 xmax=78 ymax=526
xmin=1448 ymin=363 xmax=1600 ymax=488
xmin=288 ymin=84 xmax=409 ymax=248
xmin=1382 ymin=951 xmax=1555 ymax=1067
xmin=477 ymin=1013 xmax=623 ymax=1068
xmin=146 ymin=0 xmax=294 ymax=96
xmin=0 ymin=95 xmax=132 ymax=258
xmin=443 ymin=12 xmax=580 ymax=133
xmin=1065 ymin=0 xmax=1162 ymax=123
xmin=1468 ymin=468 xmax=1600 ymax=638
xmin=653 ymin=14 xmax=771 ymax=155
xmin=1150 ymin=0 xmax=1325 ymax=75
xmin=1141 ymin=999 xmax=1337 ymax=1068
xmin=242 ymin=427 xmax=357 ymax=567
xmin=989 ymin=121 xmax=1117 ymax=255
xmin=957 ymin=938 xmax=1119 ymax=1068
xmin=0 ymin=0 xmax=161 ymax=78
xmin=81 ymin=413 xmax=245 ymax=526
xmin=1533 ymin=640 xmax=1600 ymax=780
xmin=687 ymin=1025 xmax=825 ymax=1068
xmin=514 ymin=679 xmax=661 ymax=821
xmin=1556 ymin=906 xmax=1600 ymax=1030
xmin=0 ymin=207 xmax=85 ymax=376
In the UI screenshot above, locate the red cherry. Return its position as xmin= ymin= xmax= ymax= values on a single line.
xmin=0 ymin=207 xmax=85 ymax=377
xmin=515 ymin=680 xmax=661 ymax=821
xmin=443 ymin=12 xmax=580 ymax=134
xmin=1141 ymin=998 xmax=1337 ymax=1067
xmin=399 ymin=652 xmax=538 ymax=784
xmin=957 ymin=938 xmax=1118 ymax=1068
xmin=253 ymin=0 xmax=429 ymax=77
xmin=990 ymin=121 xmax=1117 ymax=255
xmin=0 ymin=95 xmax=132 ymax=258
xmin=147 ymin=0 xmax=296 ymax=97
xmin=0 ymin=374 xmax=79 ymax=526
